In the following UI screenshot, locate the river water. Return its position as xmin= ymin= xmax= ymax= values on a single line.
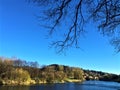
xmin=0 ymin=81 xmax=120 ymax=90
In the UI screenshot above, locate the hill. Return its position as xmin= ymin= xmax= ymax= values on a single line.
xmin=0 ymin=57 xmax=120 ymax=85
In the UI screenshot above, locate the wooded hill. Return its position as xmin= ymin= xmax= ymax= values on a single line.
xmin=83 ymin=69 xmax=120 ymax=82
xmin=0 ymin=57 xmax=119 ymax=85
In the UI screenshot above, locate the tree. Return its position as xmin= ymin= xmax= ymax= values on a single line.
xmin=13 ymin=59 xmax=24 ymax=67
xmin=46 ymin=72 xmax=55 ymax=83
xmin=0 ymin=58 xmax=13 ymax=78
xmin=72 ymin=68 xmax=84 ymax=80
xmin=54 ymin=71 xmax=66 ymax=81
xmin=30 ymin=0 xmax=120 ymax=53
xmin=4 ymin=68 xmax=31 ymax=83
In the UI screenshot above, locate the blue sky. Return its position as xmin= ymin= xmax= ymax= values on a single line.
xmin=0 ymin=0 xmax=120 ymax=74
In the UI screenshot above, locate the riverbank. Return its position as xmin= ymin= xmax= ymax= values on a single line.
xmin=1 ymin=79 xmax=120 ymax=86
xmin=0 ymin=78 xmax=83 ymax=86
xmin=0 ymin=57 xmax=119 ymax=85
xmin=1 ymin=81 xmax=120 ymax=90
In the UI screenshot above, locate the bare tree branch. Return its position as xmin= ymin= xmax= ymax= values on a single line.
xmin=30 ymin=0 xmax=120 ymax=53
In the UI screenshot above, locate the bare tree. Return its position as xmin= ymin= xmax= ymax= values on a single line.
xmin=30 ymin=0 xmax=120 ymax=53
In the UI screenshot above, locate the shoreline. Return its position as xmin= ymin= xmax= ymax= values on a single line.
xmin=0 ymin=79 xmax=83 ymax=86
xmin=0 ymin=79 xmax=119 ymax=86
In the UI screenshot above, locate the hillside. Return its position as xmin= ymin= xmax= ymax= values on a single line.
xmin=0 ymin=57 xmax=120 ymax=85
xmin=83 ymin=69 xmax=120 ymax=82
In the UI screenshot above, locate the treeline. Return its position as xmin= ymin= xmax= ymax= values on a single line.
xmin=0 ymin=57 xmax=120 ymax=85
xmin=83 ymin=70 xmax=120 ymax=83
xmin=0 ymin=57 xmax=84 ymax=85
xmin=0 ymin=57 xmax=38 ymax=85
xmin=39 ymin=64 xmax=84 ymax=83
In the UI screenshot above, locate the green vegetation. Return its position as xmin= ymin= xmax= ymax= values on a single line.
xmin=0 ymin=57 xmax=119 ymax=85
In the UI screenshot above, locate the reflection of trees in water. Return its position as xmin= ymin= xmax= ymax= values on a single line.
xmin=0 ymin=81 xmax=120 ymax=90
xmin=0 ymin=86 xmax=30 ymax=90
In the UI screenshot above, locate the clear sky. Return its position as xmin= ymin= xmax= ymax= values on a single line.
xmin=0 ymin=0 xmax=120 ymax=74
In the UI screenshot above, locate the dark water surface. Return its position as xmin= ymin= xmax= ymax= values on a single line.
xmin=0 ymin=81 xmax=120 ymax=90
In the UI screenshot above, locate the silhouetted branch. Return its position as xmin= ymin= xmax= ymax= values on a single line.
xmin=111 ymin=37 xmax=120 ymax=52
xmin=30 ymin=0 xmax=120 ymax=53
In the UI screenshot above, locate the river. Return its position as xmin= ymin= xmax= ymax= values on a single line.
xmin=0 ymin=81 xmax=120 ymax=90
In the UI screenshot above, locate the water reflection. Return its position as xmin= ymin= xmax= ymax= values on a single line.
xmin=0 ymin=81 xmax=120 ymax=90
xmin=0 ymin=85 xmax=30 ymax=90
